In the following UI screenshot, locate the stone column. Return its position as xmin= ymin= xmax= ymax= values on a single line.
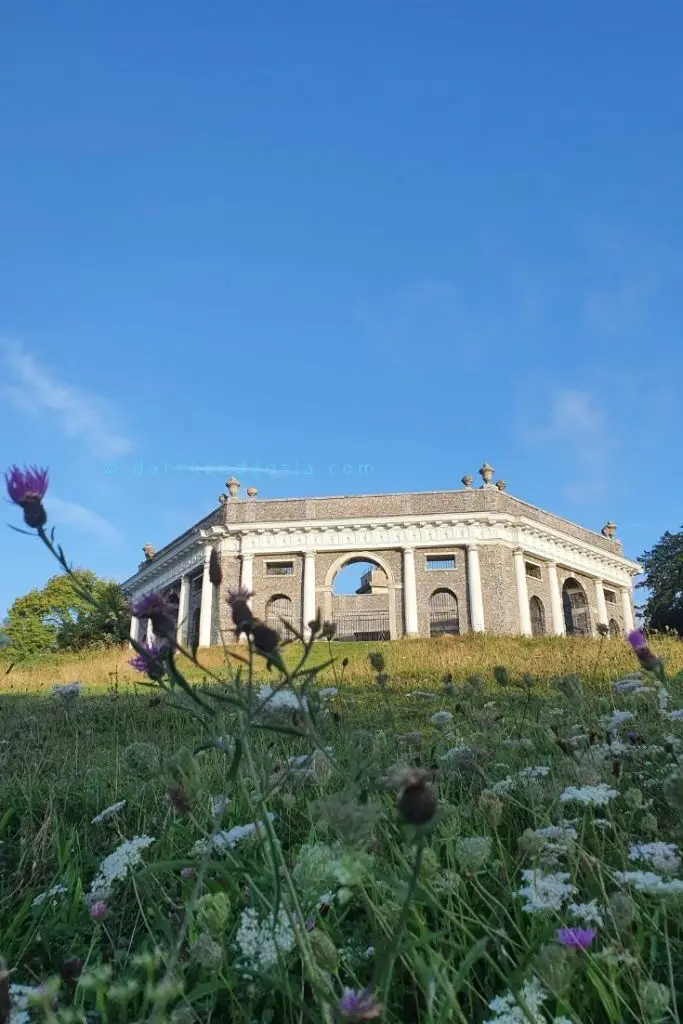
xmin=303 ymin=550 xmax=317 ymax=638
xmin=176 ymin=574 xmax=189 ymax=645
xmin=402 ymin=547 xmax=419 ymax=636
xmin=594 ymin=578 xmax=608 ymax=631
xmin=198 ymin=546 xmax=214 ymax=647
xmin=129 ymin=615 xmax=139 ymax=647
xmin=547 ymin=561 xmax=565 ymax=635
xmin=240 ymin=552 xmax=254 ymax=608
xmin=466 ymin=544 xmax=485 ymax=632
xmin=146 ymin=617 xmax=153 ymax=645
xmin=513 ymin=549 xmax=532 ymax=636
xmin=621 ymin=585 xmax=635 ymax=633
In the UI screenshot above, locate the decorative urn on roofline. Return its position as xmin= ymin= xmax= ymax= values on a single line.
xmin=227 ymin=476 xmax=241 ymax=500
xmin=246 ymin=486 xmax=258 ymax=499
xmin=601 ymin=521 xmax=617 ymax=539
xmin=479 ymin=463 xmax=495 ymax=487
xmin=461 ymin=474 xmax=474 ymax=488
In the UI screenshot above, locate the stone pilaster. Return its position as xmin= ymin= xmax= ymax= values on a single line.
xmin=467 ymin=544 xmax=485 ymax=632
xmin=513 ymin=549 xmax=532 ymax=635
xmin=402 ymin=547 xmax=419 ymax=635
xmin=547 ymin=561 xmax=565 ymax=635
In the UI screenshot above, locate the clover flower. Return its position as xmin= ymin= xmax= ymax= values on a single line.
xmin=556 ymin=926 xmax=596 ymax=950
xmin=4 ymin=464 xmax=49 ymax=528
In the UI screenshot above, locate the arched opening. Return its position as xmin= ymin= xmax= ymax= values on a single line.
xmin=608 ymin=618 xmax=621 ymax=638
xmin=529 ymin=595 xmax=546 ymax=636
xmin=429 ymin=589 xmax=459 ymax=637
xmin=330 ymin=555 xmax=390 ymax=641
xmin=265 ymin=594 xmax=296 ymax=640
xmin=562 ymin=578 xmax=591 ymax=636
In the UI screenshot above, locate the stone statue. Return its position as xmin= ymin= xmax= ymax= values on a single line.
xmin=142 ymin=543 xmax=156 ymax=560
xmin=601 ymin=521 xmax=617 ymax=539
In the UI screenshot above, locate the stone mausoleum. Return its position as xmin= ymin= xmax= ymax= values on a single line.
xmin=122 ymin=465 xmax=641 ymax=647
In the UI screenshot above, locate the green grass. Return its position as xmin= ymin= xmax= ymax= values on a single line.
xmin=3 ymin=638 xmax=683 ymax=1023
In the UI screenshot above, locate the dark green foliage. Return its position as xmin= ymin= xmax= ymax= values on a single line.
xmin=639 ymin=528 xmax=683 ymax=636
xmin=4 ymin=571 xmax=130 ymax=657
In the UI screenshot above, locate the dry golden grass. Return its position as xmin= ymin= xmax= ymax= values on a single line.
xmin=2 ymin=633 xmax=682 ymax=694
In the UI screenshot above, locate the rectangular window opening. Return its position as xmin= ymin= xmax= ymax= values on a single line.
xmin=426 ymin=555 xmax=456 ymax=570
xmin=603 ymin=589 xmax=617 ymax=604
xmin=525 ymin=562 xmax=542 ymax=579
xmin=266 ymin=561 xmax=295 ymax=576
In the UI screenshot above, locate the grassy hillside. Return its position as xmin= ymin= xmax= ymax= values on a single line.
xmin=2 ymin=632 xmax=682 ymax=695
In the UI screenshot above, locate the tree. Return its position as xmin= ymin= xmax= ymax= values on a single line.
xmin=4 ymin=570 xmax=130 ymax=657
xmin=639 ymin=528 xmax=683 ymax=636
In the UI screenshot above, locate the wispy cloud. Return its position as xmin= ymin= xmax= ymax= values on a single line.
xmin=47 ymin=496 xmax=123 ymax=544
xmin=0 ymin=339 xmax=132 ymax=457
xmin=518 ymin=386 xmax=613 ymax=503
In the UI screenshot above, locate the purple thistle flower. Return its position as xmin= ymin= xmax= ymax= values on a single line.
xmin=338 ymin=987 xmax=382 ymax=1020
xmin=627 ymin=629 xmax=661 ymax=673
xmin=556 ymin=926 xmax=596 ymax=950
xmin=627 ymin=629 xmax=647 ymax=651
xmin=131 ymin=591 xmax=176 ymax=641
xmin=128 ymin=640 xmax=167 ymax=680
xmin=4 ymin=464 xmax=49 ymax=528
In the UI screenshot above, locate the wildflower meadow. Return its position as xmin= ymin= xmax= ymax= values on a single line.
xmin=3 ymin=465 xmax=683 ymax=1023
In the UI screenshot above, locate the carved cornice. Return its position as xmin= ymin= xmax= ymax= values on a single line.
xmin=123 ymin=509 xmax=640 ymax=598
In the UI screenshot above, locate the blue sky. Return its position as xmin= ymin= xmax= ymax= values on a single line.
xmin=1 ymin=0 xmax=681 ymax=617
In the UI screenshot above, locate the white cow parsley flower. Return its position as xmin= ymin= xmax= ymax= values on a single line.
xmin=430 ymin=711 xmax=453 ymax=727
xmin=492 ymin=776 xmax=516 ymax=795
xmin=613 ymin=870 xmax=683 ymax=896
xmin=318 ymin=687 xmax=338 ymax=699
xmin=629 ymin=842 xmax=681 ymax=875
xmin=603 ymin=710 xmax=634 ymax=729
xmin=91 ymin=800 xmax=126 ymax=824
xmin=210 ymin=794 xmax=231 ymax=818
xmin=257 ymin=685 xmax=308 ymax=713
xmin=32 ymin=884 xmax=67 ymax=908
xmin=569 ymin=899 xmax=604 ymax=926
xmin=235 ymin=905 xmax=295 ymax=975
xmin=191 ymin=814 xmax=276 ymax=857
xmin=485 ymin=976 xmax=548 ymax=1023
xmin=664 ymin=709 xmax=683 ymax=721
xmin=560 ymin=784 xmax=617 ymax=806
xmin=518 ymin=765 xmax=550 ymax=780
xmin=51 ymin=681 xmax=83 ymax=702
xmin=89 ymin=835 xmax=155 ymax=899
xmin=516 ymin=869 xmax=576 ymax=913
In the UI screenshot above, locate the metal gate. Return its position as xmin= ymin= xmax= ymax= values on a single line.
xmin=529 ymin=596 xmax=546 ymax=636
xmin=265 ymin=595 xmax=298 ymax=640
xmin=429 ymin=589 xmax=460 ymax=637
xmin=331 ymin=611 xmax=390 ymax=642
xmin=562 ymin=580 xmax=591 ymax=635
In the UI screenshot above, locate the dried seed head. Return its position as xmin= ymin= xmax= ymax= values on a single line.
xmin=321 ymin=620 xmax=337 ymax=640
xmin=226 ymin=587 xmax=254 ymax=635
xmin=251 ymin=620 xmax=280 ymax=655
xmin=397 ymin=777 xmax=437 ymax=825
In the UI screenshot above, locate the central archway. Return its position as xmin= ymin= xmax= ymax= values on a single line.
xmin=562 ymin=578 xmax=591 ymax=636
xmin=325 ymin=551 xmax=395 ymax=641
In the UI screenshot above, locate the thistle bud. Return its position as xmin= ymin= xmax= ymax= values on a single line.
xmin=208 ymin=549 xmax=222 ymax=586
xmin=321 ymin=620 xmax=337 ymax=640
xmin=395 ymin=769 xmax=437 ymax=825
xmin=369 ymin=652 xmax=385 ymax=673
xmin=251 ymin=620 xmax=280 ymax=655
